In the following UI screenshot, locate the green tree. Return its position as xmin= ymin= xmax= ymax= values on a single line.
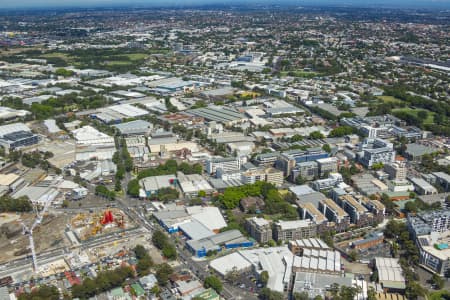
xmin=367 ymin=287 xmax=377 ymax=300
xmin=62 ymin=199 xmax=69 ymax=208
xmin=322 ymin=144 xmax=331 ymax=153
xmin=309 ymin=131 xmax=325 ymax=139
xmin=204 ymin=275 xmax=223 ymax=293
xmin=328 ymin=126 xmax=356 ymax=137
xmin=371 ymin=162 xmax=384 ymax=170
xmin=136 ymin=255 xmax=153 ymax=276
xmin=155 ymin=263 xmax=173 ymax=286
xmin=431 ymin=273 xmax=444 ymax=289
xmin=260 ymin=270 xmax=269 ymax=286
xmin=127 ymin=179 xmax=140 ymax=197
xmin=152 ymin=230 xmax=168 ymax=249
xmin=134 ymin=245 xmax=147 ymax=260
xmin=404 ymin=201 xmax=418 ymax=213
xmin=293 ymin=292 xmax=309 ymax=300
xmin=162 ymin=244 xmax=177 ymax=260
xmin=259 ymin=288 xmax=284 ymax=300
xmin=18 ymin=284 xmax=60 ymax=300
xmin=55 ymin=68 xmax=74 ymax=77
xmin=348 ymin=250 xmax=359 ymax=262
xmin=405 ymin=281 xmax=427 ymax=299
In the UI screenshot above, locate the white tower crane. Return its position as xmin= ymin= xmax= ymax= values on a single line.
xmin=21 ymin=195 xmax=52 ymax=273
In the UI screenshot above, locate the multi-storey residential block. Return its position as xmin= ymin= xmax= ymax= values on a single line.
xmin=336 ymin=195 xmax=376 ymax=227
xmin=359 ymin=196 xmax=385 ymax=224
xmin=240 ymin=167 xmax=283 ymax=187
xmin=245 ymin=217 xmax=272 ymax=244
xmin=311 ymin=173 xmax=343 ymax=191
xmin=298 ymin=202 xmax=331 ymax=234
xmin=273 ymin=219 xmax=317 ymax=242
xmin=318 ymin=198 xmax=350 ymax=232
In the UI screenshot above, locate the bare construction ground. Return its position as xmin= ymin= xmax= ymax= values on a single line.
xmin=0 ymin=212 xmax=70 ymax=264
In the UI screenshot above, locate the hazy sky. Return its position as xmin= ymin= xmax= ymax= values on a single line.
xmin=0 ymin=0 xmax=449 ymax=9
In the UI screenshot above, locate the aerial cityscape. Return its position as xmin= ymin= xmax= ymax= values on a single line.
xmin=0 ymin=2 xmax=448 ymax=300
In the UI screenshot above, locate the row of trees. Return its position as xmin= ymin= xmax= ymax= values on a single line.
xmin=150 ymin=187 xmax=179 ymax=203
xmin=134 ymin=245 xmax=153 ymax=276
xmin=71 ymin=266 xmax=134 ymax=299
xmin=383 ymin=220 xmax=427 ymax=299
xmin=18 ymin=285 xmax=60 ymax=300
xmin=203 ymin=275 xmax=223 ymax=294
xmin=137 ymin=159 xmax=202 ymax=180
xmin=112 ymin=138 xmax=133 ymax=192
xmin=95 ymin=185 xmax=116 ymax=200
xmin=151 ymin=230 xmax=177 ymax=260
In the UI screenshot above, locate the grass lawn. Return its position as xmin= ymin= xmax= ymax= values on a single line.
xmin=377 ymin=95 xmax=403 ymax=104
xmin=125 ymin=53 xmax=148 ymax=60
xmin=392 ymin=107 xmax=435 ymax=124
xmin=281 ymin=70 xmax=319 ymax=78
xmin=39 ymin=52 xmax=72 ymax=61
xmin=105 ymin=60 xmax=134 ymax=66
xmin=429 ymin=290 xmax=450 ymax=300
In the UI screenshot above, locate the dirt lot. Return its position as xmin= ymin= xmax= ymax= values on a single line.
xmin=0 ymin=212 xmax=70 ymax=263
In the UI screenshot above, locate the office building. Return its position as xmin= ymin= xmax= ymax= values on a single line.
xmin=384 ymin=161 xmax=407 ymax=181
xmin=316 ymin=157 xmax=339 ymax=177
xmin=0 ymin=130 xmax=39 ymax=151
xmin=292 ymin=272 xmax=353 ymax=300
xmin=206 ymin=157 xmax=241 ymax=175
xmin=292 ymin=161 xmax=319 ymax=181
xmin=415 ymin=232 xmax=450 ymax=276
xmin=254 ymin=152 xmax=280 ymax=167
xmin=359 ymin=138 xmax=395 ymax=168
xmin=276 ymin=148 xmax=328 ymax=176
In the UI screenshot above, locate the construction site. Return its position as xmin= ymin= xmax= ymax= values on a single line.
xmin=69 ymin=208 xmax=135 ymax=241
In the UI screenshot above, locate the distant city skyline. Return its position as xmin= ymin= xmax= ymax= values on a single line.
xmin=0 ymin=0 xmax=449 ymax=9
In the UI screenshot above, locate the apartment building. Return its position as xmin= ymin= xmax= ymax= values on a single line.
xmin=240 ymin=167 xmax=284 ymax=187
xmin=336 ymin=195 xmax=375 ymax=227
xmin=245 ymin=217 xmax=272 ymax=244
xmin=273 ymin=219 xmax=317 ymax=242
xmin=318 ymin=198 xmax=350 ymax=232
